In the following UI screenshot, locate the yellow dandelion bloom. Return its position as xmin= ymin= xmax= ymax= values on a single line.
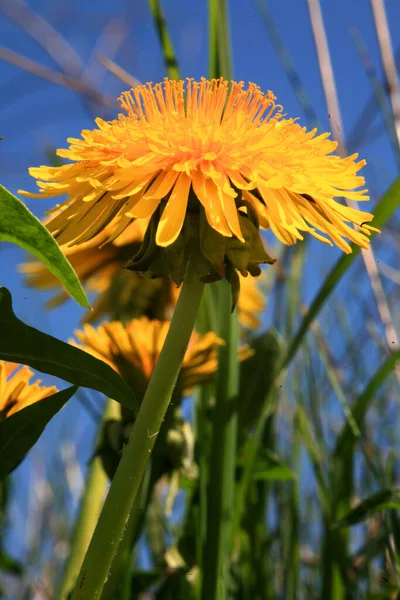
xmin=71 ymin=317 xmax=250 ymax=398
xmin=0 ymin=361 xmax=58 ymax=419
xmin=237 ymin=273 xmax=265 ymax=330
xmin=20 ymin=78 xmax=376 ymax=254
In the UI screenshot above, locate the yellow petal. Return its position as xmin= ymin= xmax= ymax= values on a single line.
xmin=156 ymin=173 xmax=191 ymax=246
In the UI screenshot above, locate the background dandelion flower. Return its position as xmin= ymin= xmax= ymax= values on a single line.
xmin=71 ymin=317 xmax=252 ymax=399
xmin=0 ymin=361 xmax=58 ymax=419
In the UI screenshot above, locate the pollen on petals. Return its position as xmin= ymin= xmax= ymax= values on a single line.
xmin=19 ymin=78 xmax=377 ymax=253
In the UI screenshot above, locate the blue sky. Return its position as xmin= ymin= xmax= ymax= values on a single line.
xmin=1 ymin=0 xmax=399 ymax=562
xmin=1 ymin=0 xmax=398 ymax=329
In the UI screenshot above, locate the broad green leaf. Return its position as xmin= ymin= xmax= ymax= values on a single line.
xmin=0 ymin=288 xmax=137 ymax=412
xmin=0 ymin=386 xmax=77 ymax=480
xmin=0 ymin=185 xmax=89 ymax=309
xmin=283 ymin=176 xmax=400 ymax=369
xmin=334 ymin=489 xmax=400 ymax=529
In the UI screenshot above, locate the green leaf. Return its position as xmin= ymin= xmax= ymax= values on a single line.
xmin=334 ymin=489 xmax=400 ymax=529
xmin=128 ymin=570 xmax=163 ymax=599
xmin=0 ymin=288 xmax=137 ymax=412
xmin=283 ymin=176 xmax=400 ymax=369
xmin=252 ymin=464 xmax=297 ymax=481
xmin=238 ymin=329 xmax=282 ymax=432
xmin=0 ymin=386 xmax=77 ymax=480
xmin=0 ymin=550 xmax=23 ymax=575
xmin=155 ymin=569 xmax=196 ymax=600
xmin=0 ymin=185 xmax=89 ymax=309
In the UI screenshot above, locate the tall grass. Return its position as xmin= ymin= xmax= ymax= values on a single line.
xmin=0 ymin=1 xmax=399 ymax=599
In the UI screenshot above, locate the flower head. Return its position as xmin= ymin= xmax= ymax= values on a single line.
xmin=20 ymin=78 xmax=376 ymax=256
xmin=71 ymin=317 xmax=250 ymax=399
xmin=0 ymin=361 xmax=58 ymax=419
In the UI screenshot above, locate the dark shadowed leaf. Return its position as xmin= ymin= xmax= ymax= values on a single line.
xmin=238 ymin=329 xmax=282 ymax=432
xmin=0 ymin=185 xmax=89 ymax=309
xmin=0 ymin=549 xmax=23 ymax=575
xmin=155 ymin=569 xmax=196 ymax=600
xmin=0 ymin=386 xmax=77 ymax=480
xmin=0 ymin=288 xmax=137 ymax=412
xmin=129 ymin=570 xmax=163 ymax=599
xmin=334 ymin=489 xmax=400 ymax=529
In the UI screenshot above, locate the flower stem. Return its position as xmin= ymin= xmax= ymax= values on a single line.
xmin=202 ymin=280 xmax=240 ymax=600
xmin=71 ymin=265 xmax=204 ymax=600
xmin=56 ymin=398 xmax=120 ymax=600
xmin=101 ymin=467 xmax=150 ymax=599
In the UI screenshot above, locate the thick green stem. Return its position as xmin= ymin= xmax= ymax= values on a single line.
xmin=56 ymin=398 xmax=120 ymax=600
xmin=202 ymin=280 xmax=240 ymax=600
xmin=71 ymin=267 xmax=204 ymax=600
xmin=100 ymin=468 xmax=151 ymax=600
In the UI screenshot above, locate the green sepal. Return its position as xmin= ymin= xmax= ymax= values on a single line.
xmin=224 ymin=263 xmax=240 ymax=312
xmin=225 ymin=217 xmax=252 ymax=275
xmin=199 ymin=209 xmax=226 ymax=273
xmin=127 ymin=205 xmax=275 ymax=311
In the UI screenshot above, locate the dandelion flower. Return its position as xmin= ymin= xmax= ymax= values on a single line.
xmin=0 ymin=361 xmax=58 ymax=419
xmin=72 ymin=317 xmax=251 ymax=399
xmin=20 ymin=78 xmax=376 ymax=257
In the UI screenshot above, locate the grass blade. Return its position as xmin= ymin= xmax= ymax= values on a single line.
xmin=334 ymin=489 xmax=400 ymax=529
xmin=202 ymin=281 xmax=239 ymax=600
xmin=283 ymin=176 xmax=400 ymax=369
xmin=148 ymin=0 xmax=180 ymax=80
